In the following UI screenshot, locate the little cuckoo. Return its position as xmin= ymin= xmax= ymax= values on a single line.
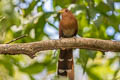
xmin=58 ymin=8 xmax=78 ymax=80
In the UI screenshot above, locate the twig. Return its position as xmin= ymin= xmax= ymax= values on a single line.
xmin=0 ymin=16 xmax=5 ymax=22
xmin=6 ymin=34 xmax=28 ymax=44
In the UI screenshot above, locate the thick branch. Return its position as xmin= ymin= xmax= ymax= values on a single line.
xmin=0 ymin=38 xmax=120 ymax=58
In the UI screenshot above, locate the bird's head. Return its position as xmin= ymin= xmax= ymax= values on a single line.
xmin=58 ymin=8 xmax=73 ymax=19
xmin=58 ymin=8 xmax=70 ymax=13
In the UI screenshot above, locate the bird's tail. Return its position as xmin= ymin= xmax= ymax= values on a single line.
xmin=57 ymin=49 xmax=74 ymax=80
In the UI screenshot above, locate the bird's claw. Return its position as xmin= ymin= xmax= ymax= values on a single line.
xmin=61 ymin=48 xmax=65 ymax=50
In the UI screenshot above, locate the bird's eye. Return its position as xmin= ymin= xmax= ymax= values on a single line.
xmin=65 ymin=9 xmax=68 ymax=12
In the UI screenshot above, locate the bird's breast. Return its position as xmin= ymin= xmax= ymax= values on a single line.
xmin=62 ymin=27 xmax=76 ymax=37
xmin=60 ymin=17 xmax=77 ymax=37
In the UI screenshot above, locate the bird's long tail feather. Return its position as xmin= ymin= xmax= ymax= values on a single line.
xmin=57 ymin=49 xmax=74 ymax=80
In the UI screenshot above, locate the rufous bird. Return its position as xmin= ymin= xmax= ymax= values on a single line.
xmin=58 ymin=8 xmax=78 ymax=80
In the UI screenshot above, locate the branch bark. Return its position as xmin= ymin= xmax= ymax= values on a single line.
xmin=0 ymin=37 xmax=120 ymax=58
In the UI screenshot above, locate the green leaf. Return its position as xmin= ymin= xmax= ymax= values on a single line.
xmin=53 ymin=0 xmax=72 ymax=8
xmin=107 ymin=14 xmax=120 ymax=31
xmin=23 ymin=0 xmax=40 ymax=17
xmin=86 ymin=64 xmax=103 ymax=80
xmin=107 ymin=0 xmax=114 ymax=11
xmin=77 ymin=49 xmax=96 ymax=73
xmin=34 ymin=13 xmax=46 ymax=40
xmin=20 ymin=62 xmax=44 ymax=74
xmin=95 ymin=2 xmax=111 ymax=14
xmin=29 ymin=75 xmax=35 ymax=80
xmin=47 ymin=21 xmax=58 ymax=30
xmin=94 ymin=15 xmax=104 ymax=27
xmin=0 ymin=56 xmax=15 ymax=76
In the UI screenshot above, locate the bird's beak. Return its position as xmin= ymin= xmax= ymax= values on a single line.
xmin=58 ymin=10 xmax=64 ymax=13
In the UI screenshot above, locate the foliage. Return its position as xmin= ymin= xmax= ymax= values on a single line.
xmin=0 ymin=0 xmax=120 ymax=80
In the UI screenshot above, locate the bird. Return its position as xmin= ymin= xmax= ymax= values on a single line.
xmin=58 ymin=8 xmax=78 ymax=80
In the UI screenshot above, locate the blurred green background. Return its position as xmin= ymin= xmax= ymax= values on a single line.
xmin=0 ymin=0 xmax=120 ymax=80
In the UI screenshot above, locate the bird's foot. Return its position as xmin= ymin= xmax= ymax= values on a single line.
xmin=73 ymin=36 xmax=77 ymax=41
xmin=61 ymin=47 xmax=65 ymax=50
xmin=59 ymin=37 xmax=66 ymax=50
xmin=59 ymin=37 xmax=64 ymax=40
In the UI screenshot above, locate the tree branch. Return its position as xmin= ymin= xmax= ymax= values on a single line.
xmin=0 ymin=37 xmax=120 ymax=58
